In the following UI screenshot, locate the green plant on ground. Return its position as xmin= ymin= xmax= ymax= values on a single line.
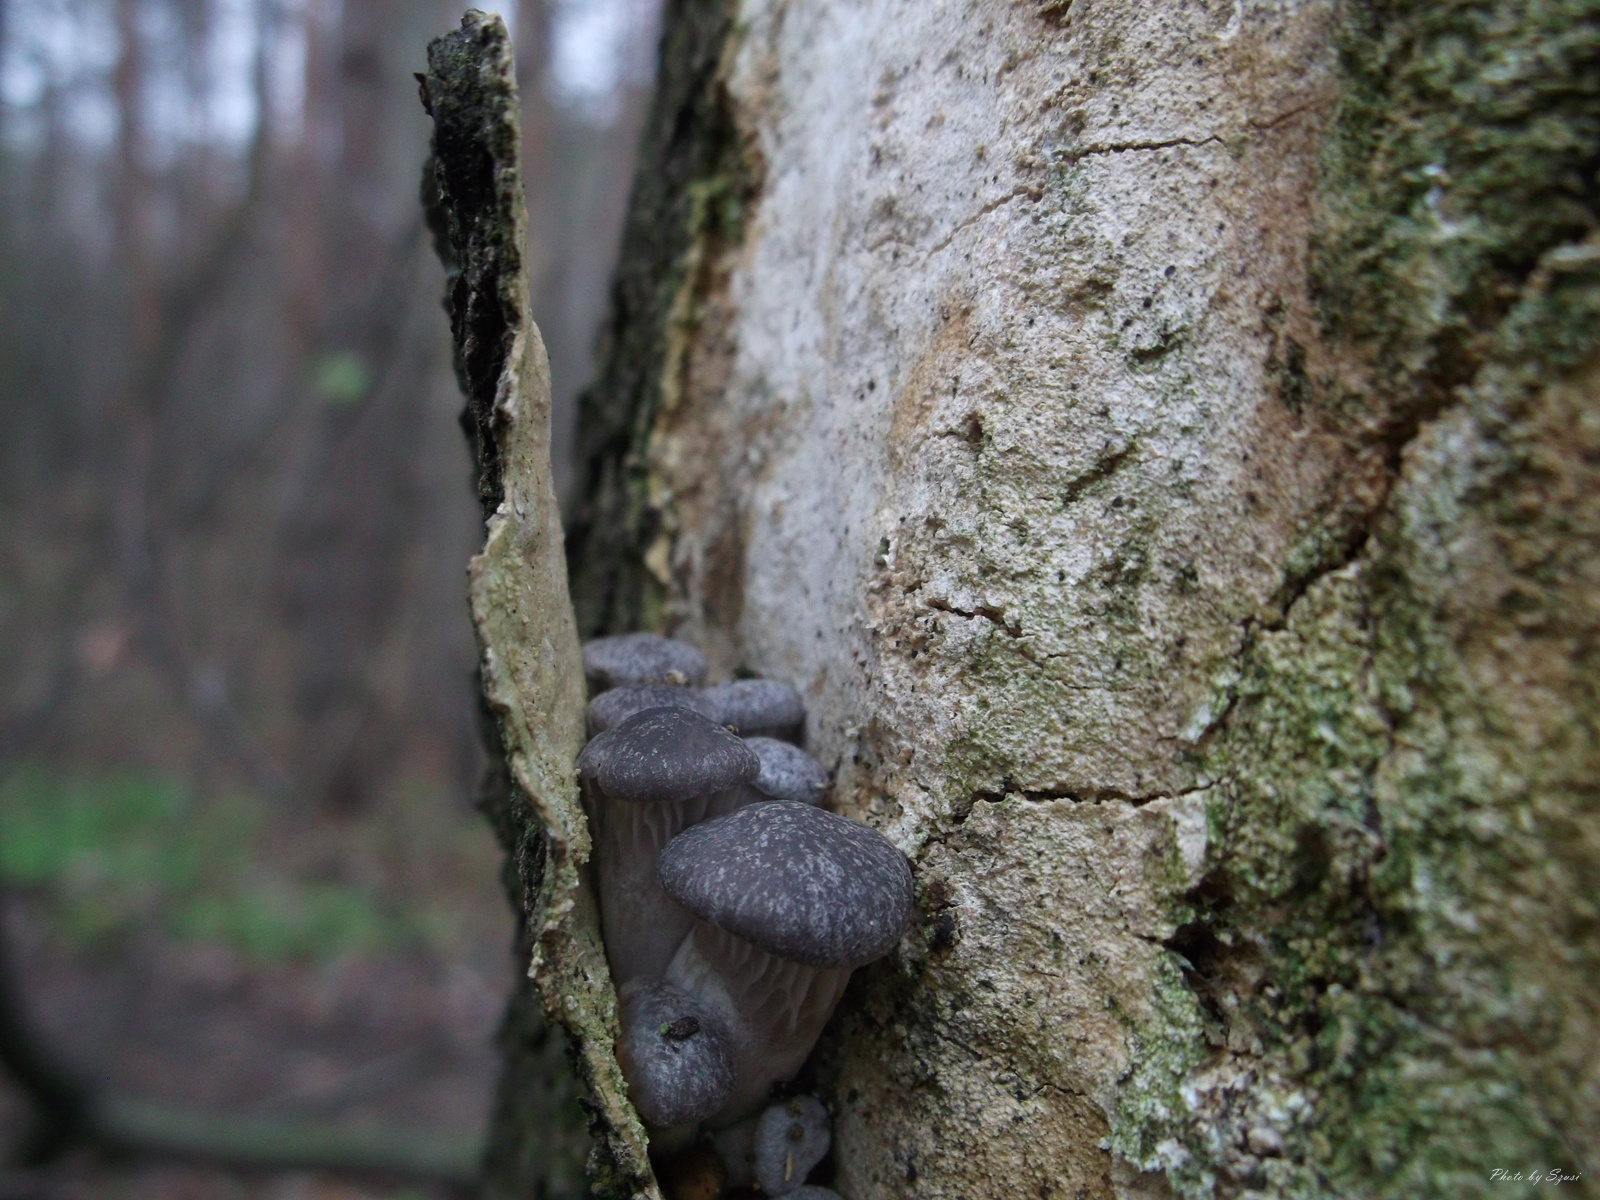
xmin=0 ymin=766 xmax=467 ymax=961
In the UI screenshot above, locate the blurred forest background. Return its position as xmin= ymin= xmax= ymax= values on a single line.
xmin=0 ymin=0 xmax=657 ymax=1194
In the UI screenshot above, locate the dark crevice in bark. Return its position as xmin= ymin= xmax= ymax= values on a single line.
xmin=565 ymin=0 xmax=761 ymax=639
xmin=421 ymin=19 xmax=526 ymax=520
xmin=961 ymin=778 xmax=1217 ymax=817
xmin=925 ymin=597 xmax=1024 ymax=638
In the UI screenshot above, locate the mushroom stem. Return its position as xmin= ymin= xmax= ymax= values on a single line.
xmin=586 ymin=788 xmax=743 ymax=984
xmin=665 ymin=922 xmax=851 ymax=1124
xmin=578 ymin=707 xmax=760 ymax=985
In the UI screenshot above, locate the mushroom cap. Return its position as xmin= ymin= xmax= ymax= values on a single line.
xmin=745 ymin=738 xmax=829 ymax=806
xmin=578 ymin=707 xmax=759 ymax=805
xmin=701 ymin=678 xmax=805 ymax=737
xmin=617 ymin=979 xmax=735 ymax=1129
xmin=583 ymin=633 xmax=708 ymax=692
xmin=658 ymin=801 xmax=914 ymax=968
xmin=588 ymin=683 xmax=717 ymax=737
xmin=754 ymin=1094 xmax=831 ymax=1195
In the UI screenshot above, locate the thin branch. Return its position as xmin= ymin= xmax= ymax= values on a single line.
xmin=108 ymin=0 xmax=294 ymax=801
xmin=94 ymin=1098 xmax=481 ymax=1187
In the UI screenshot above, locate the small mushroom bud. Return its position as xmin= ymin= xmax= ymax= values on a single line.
xmin=754 ymin=1095 xmax=831 ymax=1195
xmin=583 ymin=633 xmax=708 ymax=694
xmin=700 ymin=678 xmax=806 ymax=740
xmin=660 ymin=801 xmax=914 ymax=1123
xmin=738 ymin=737 xmax=829 ymax=807
xmin=578 ymin=707 xmax=759 ymax=983
xmin=616 ymin=980 xmax=735 ymax=1152
xmin=588 ymin=683 xmax=717 ymax=737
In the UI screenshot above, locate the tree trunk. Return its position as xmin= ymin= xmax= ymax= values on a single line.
xmin=432 ymin=0 xmax=1600 ymax=1196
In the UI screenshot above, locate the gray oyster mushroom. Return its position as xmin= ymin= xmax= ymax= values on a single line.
xmin=615 ymin=979 xmax=735 ymax=1152
xmin=578 ymin=706 xmax=759 ymax=984
xmin=739 ymin=737 xmax=829 ymax=807
xmin=701 ymin=678 xmax=806 ymax=740
xmin=754 ymin=1094 xmax=831 ymax=1195
xmin=588 ymin=682 xmax=717 ymax=737
xmin=659 ymin=801 xmax=914 ymax=1123
xmin=582 ymin=632 xmax=707 ymax=693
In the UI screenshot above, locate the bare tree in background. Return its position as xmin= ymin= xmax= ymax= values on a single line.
xmin=0 ymin=0 xmax=657 ymax=811
xmin=0 ymin=0 xmax=657 ymax=1190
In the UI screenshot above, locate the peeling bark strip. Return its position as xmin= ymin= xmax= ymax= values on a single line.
xmin=421 ymin=14 xmax=658 ymax=1199
xmin=569 ymin=0 xmax=1600 ymax=1196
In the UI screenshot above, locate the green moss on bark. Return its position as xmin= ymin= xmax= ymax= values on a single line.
xmin=1111 ymin=0 xmax=1600 ymax=1193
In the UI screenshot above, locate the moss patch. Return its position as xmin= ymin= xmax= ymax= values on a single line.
xmin=1111 ymin=0 xmax=1600 ymax=1192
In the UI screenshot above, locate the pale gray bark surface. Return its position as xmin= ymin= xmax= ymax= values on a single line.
xmin=444 ymin=0 xmax=1600 ymax=1197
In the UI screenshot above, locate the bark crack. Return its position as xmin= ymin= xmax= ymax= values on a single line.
xmin=969 ymin=779 xmax=1217 ymax=811
xmin=1058 ymin=441 xmax=1136 ymax=508
xmin=1056 ymin=134 xmax=1223 ymax=163
xmin=925 ymin=596 xmax=1023 ymax=637
xmin=926 ymin=183 xmax=1044 ymax=257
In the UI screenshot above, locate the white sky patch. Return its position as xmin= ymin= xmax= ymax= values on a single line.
xmin=207 ymin=0 xmax=261 ymax=145
xmin=548 ymin=0 xmax=658 ymax=123
xmin=0 ymin=0 xmax=120 ymax=149
xmin=0 ymin=0 xmax=268 ymax=156
xmin=268 ymin=0 xmax=308 ymax=142
xmin=0 ymin=0 xmax=659 ymax=152
xmin=142 ymin=0 xmax=263 ymax=165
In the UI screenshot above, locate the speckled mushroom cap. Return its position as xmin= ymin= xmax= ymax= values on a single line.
xmin=754 ymin=1094 xmax=831 ymax=1195
xmin=658 ymin=801 xmax=914 ymax=968
xmin=701 ymin=678 xmax=805 ymax=737
xmin=745 ymin=738 xmax=829 ymax=806
xmin=616 ymin=979 xmax=735 ymax=1129
xmin=582 ymin=632 xmax=708 ymax=692
xmin=587 ymin=683 xmax=717 ymax=737
xmin=578 ymin=706 xmax=759 ymax=804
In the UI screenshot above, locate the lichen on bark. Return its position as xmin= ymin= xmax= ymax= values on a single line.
xmin=1112 ymin=0 xmax=1600 ymax=1192
xmin=421 ymin=12 xmax=658 ymax=1198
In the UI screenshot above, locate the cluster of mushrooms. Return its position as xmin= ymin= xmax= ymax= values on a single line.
xmin=578 ymin=633 xmax=913 ymax=1198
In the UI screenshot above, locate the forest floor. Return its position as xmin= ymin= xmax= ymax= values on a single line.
xmin=0 ymin=765 xmax=527 ymax=1199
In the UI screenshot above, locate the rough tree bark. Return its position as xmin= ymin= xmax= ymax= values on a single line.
xmin=432 ymin=1 xmax=1599 ymax=1197
xmin=422 ymin=16 xmax=653 ymax=1199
